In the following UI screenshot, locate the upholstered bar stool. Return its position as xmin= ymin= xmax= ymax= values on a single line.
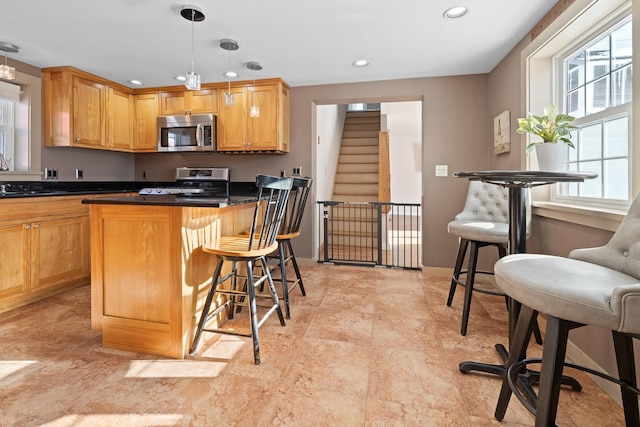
xmin=447 ymin=181 xmax=525 ymax=336
xmin=493 ymin=193 xmax=640 ymax=426
xmin=190 ymin=175 xmax=293 ymax=365
xmin=268 ymin=176 xmax=313 ymax=319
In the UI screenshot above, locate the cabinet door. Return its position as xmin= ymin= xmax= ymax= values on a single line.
xmin=189 ymin=89 xmax=218 ymax=114
xmin=160 ymin=91 xmax=188 ymax=115
xmin=107 ymin=87 xmax=134 ymax=150
xmin=247 ymin=85 xmax=278 ymax=150
xmin=73 ymin=76 xmax=106 ymax=147
xmin=217 ymin=87 xmax=248 ymax=151
xmin=0 ymin=223 xmax=30 ymax=298
xmin=134 ymin=93 xmax=159 ymax=151
xmin=31 ymin=216 xmax=90 ymax=292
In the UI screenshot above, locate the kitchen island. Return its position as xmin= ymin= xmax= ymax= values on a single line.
xmin=83 ymin=194 xmax=258 ymax=358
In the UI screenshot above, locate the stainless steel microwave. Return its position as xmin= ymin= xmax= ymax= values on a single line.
xmin=157 ymin=114 xmax=217 ymax=152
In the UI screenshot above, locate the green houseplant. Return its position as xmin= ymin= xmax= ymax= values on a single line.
xmin=517 ymin=105 xmax=576 ymax=154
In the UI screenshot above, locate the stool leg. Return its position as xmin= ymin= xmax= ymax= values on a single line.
xmin=245 ymin=259 xmax=262 ymax=365
xmin=535 ymin=316 xmax=572 ymax=427
xmin=288 ymin=240 xmax=306 ymax=296
xmin=278 ymin=240 xmax=291 ymax=319
xmin=190 ymin=258 xmax=225 ymax=355
xmin=613 ymin=331 xmax=640 ymax=426
xmin=448 ymin=239 xmax=469 ymax=306
xmin=495 ymin=305 xmax=537 ymax=420
xmin=460 ymin=241 xmax=479 ymax=336
xmin=262 ymin=255 xmax=286 ymax=327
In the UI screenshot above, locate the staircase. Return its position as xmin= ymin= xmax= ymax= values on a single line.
xmin=325 ymin=110 xmax=386 ymax=263
xmin=332 ymin=110 xmax=381 ymax=202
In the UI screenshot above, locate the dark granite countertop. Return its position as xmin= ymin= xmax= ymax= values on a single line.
xmin=82 ymin=194 xmax=258 ymax=208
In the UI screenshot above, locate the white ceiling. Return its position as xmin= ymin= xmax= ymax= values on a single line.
xmin=0 ymin=0 xmax=558 ymax=88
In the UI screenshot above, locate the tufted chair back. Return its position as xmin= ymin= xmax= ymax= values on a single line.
xmin=570 ymin=192 xmax=640 ymax=279
xmin=455 ymin=181 xmax=509 ymax=223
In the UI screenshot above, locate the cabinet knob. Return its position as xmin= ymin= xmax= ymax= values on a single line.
xmin=34 ymin=224 xmax=40 ymax=228
xmin=75 ymin=137 xmax=81 ymax=142
xmin=25 ymin=224 xmax=31 ymax=229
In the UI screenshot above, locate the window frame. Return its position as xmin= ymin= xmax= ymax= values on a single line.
xmin=550 ymin=11 xmax=640 ymax=209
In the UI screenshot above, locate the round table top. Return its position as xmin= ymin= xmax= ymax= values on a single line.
xmin=454 ymin=170 xmax=598 ymax=187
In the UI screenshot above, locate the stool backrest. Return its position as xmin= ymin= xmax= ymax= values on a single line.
xmin=570 ymin=192 xmax=640 ymax=279
xmin=280 ymin=177 xmax=313 ymax=236
xmin=455 ymin=181 xmax=510 ymax=223
xmin=454 ymin=181 xmax=531 ymax=237
xmin=249 ymin=175 xmax=293 ymax=251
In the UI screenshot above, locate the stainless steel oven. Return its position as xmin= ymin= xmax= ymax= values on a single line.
xmin=157 ymin=114 xmax=217 ymax=152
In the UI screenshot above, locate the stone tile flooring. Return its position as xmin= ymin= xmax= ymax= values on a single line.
xmin=0 ymin=264 xmax=626 ymax=426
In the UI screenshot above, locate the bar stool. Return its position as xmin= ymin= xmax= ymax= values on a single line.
xmin=189 ymin=174 xmax=293 ymax=365
xmin=493 ymin=192 xmax=640 ymax=426
xmin=447 ymin=181 xmax=521 ymax=336
xmin=268 ymin=176 xmax=313 ymax=319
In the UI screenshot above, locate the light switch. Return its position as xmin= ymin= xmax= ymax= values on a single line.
xmin=435 ymin=165 xmax=448 ymax=177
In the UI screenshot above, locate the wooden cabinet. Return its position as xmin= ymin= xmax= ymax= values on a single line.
xmin=44 ymin=67 xmax=135 ymax=151
xmin=217 ymin=80 xmax=289 ymax=153
xmin=0 ymin=196 xmax=91 ymax=313
xmin=133 ymin=93 xmax=159 ymax=151
xmin=159 ymin=89 xmax=218 ymax=115
xmin=107 ymin=87 xmax=134 ymax=150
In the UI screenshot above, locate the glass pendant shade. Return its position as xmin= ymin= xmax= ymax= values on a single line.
xmin=224 ymin=91 xmax=235 ymax=106
xmin=185 ymin=71 xmax=200 ymax=90
xmin=247 ymin=61 xmax=262 ymax=118
xmin=0 ymin=64 xmax=15 ymax=80
xmin=0 ymin=42 xmax=18 ymax=81
xmin=249 ymin=104 xmax=259 ymax=118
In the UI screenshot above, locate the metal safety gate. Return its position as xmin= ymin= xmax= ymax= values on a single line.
xmin=317 ymin=201 xmax=421 ymax=269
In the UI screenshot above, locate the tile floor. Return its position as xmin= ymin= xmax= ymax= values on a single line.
xmin=0 ymin=264 xmax=627 ymax=426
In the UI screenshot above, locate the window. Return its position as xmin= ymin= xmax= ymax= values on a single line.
xmin=555 ymin=15 xmax=632 ymax=206
xmin=0 ymin=81 xmax=20 ymax=172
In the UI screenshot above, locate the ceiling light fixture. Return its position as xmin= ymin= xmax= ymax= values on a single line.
xmin=352 ymin=59 xmax=369 ymax=68
xmin=220 ymin=38 xmax=239 ymax=106
xmin=247 ymin=61 xmax=262 ymax=118
xmin=175 ymin=75 xmax=187 ymax=82
xmin=181 ymin=5 xmax=205 ymax=91
xmin=223 ymin=71 xmax=238 ymax=78
xmin=443 ymin=6 xmax=469 ymax=19
xmin=128 ymin=79 xmax=143 ymax=86
xmin=0 ymin=42 xmax=18 ymax=81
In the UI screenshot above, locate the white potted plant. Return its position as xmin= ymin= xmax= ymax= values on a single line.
xmin=517 ymin=105 xmax=576 ymax=171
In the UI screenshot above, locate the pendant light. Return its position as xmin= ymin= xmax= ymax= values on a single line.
xmin=247 ymin=62 xmax=262 ymax=118
xmin=181 ymin=5 xmax=205 ymax=91
xmin=0 ymin=42 xmax=18 ymax=81
xmin=220 ymin=39 xmax=239 ymax=106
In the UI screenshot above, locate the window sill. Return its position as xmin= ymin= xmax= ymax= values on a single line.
xmin=532 ymin=201 xmax=625 ymax=232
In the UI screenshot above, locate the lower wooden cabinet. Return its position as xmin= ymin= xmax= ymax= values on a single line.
xmin=0 ymin=196 xmax=92 ymax=313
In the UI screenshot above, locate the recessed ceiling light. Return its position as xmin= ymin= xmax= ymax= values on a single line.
xmin=175 ymin=75 xmax=187 ymax=82
xmin=128 ymin=79 xmax=143 ymax=86
xmin=223 ymin=71 xmax=238 ymax=78
xmin=352 ymin=59 xmax=370 ymax=68
xmin=443 ymin=6 xmax=469 ymax=19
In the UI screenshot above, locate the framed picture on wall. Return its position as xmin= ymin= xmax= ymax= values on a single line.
xmin=493 ymin=110 xmax=510 ymax=154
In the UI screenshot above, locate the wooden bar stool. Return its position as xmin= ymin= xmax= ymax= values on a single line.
xmin=189 ymin=175 xmax=293 ymax=365
xmin=268 ymin=176 xmax=313 ymax=319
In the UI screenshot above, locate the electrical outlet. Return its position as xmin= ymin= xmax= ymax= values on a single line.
xmin=142 ymin=170 xmax=147 ymax=179
xmin=292 ymin=166 xmax=302 ymax=176
xmin=75 ymin=169 xmax=83 ymax=180
xmin=280 ymin=170 xmax=287 ymax=177
xmin=44 ymin=167 xmax=58 ymax=180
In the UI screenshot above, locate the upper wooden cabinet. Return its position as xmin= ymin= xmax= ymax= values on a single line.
xmin=217 ymin=80 xmax=289 ymax=153
xmin=44 ymin=67 xmax=130 ymax=151
xmin=43 ymin=67 xmax=289 ymax=154
xmin=160 ymin=89 xmax=218 ymax=115
xmin=133 ymin=93 xmax=160 ymax=152
xmin=107 ymin=87 xmax=134 ymax=150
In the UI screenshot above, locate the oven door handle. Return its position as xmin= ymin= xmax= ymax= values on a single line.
xmin=195 ymin=124 xmax=204 ymax=146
